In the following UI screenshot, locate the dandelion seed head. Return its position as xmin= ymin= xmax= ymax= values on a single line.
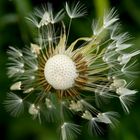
xmin=6 ymin=2 xmax=140 ymax=139
xmin=44 ymin=54 xmax=78 ymax=90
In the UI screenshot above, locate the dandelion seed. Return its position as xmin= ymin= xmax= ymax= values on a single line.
xmin=26 ymin=15 xmax=40 ymax=28
xmin=110 ymin=78 xmax=127 ymax=89
xmin=31 ymin=43 xmax=40 ymax=55
xmin=97 ymin=112 xmax=119 ymax=128
xmin=82 ymin=110 xmax=93 ymax=120
xmin=116 ymin=87 xmax=137 ymax=96
xmin=7 ymin=46 xmax=23 ymax=58
xmin=28 ymin=104 xmax=39 ymax=115
xmin=115 ymin=85 xmax=137 ymax=113
xmin=45 ymin=98 xmax=54 ymax=109
xmin=94 ymin=87 xmax=112 ymax=107
xmin=28 ymin=104 xmax=41 ymax=122
xmin=39 ymin=11 xmax=51 ymax=26
xmin=118 ymin=50 xmax=140 ymax=65
xmin=65 ymin=1 xmax=87 ymax=19
xmin=10 ymin=81 xmax=22 ymax=90
xmin=6 ymin=2 xmax=140 ymax=140
xmin=51 ymin=9 xmax=65 ymax=24
xmin=4 ymin=92 xmax=24 ymax=117
xmin=116 ymin=44 xmax=132 ymax=52
xmin=69 ymin=100 xmax=83 ymax=112
xmin=119 ymin=93 xmax=135 ymax=114
xmin=97 ymin=113 xmax=111 ymax=124
xmin=61 ymin=122 xmax=81 ymax=140
xmin=110 ymin=23 xmax=120 ymax=40
xmin=89 ymin=117 xmax=103 ymax=135
xmin=23 ymin=87 xmax=34 ymax=93
xmin=103 ymin=8 xmax=118 ymax=28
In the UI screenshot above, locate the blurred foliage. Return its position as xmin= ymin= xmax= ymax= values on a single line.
xmin=0 ymin=0 xmax=140 ymax=140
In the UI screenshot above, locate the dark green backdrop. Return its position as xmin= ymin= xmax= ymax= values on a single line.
xmin=0 ymin=0 xmax=140 ymax=140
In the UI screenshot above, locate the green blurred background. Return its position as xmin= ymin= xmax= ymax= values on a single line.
xmin=0 ymin=0 xmax=140 ymax=140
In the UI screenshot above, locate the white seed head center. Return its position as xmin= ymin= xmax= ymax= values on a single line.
xmin=44 ymin=54 xmax=78 ymax=90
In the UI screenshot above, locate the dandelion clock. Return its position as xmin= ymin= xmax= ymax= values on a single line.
xmin=5 ymin=1 xmax=140 ymax=140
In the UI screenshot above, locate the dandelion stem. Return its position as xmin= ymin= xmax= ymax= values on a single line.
xmin=23 ymin=92 xmax=33 ymax=101
xmin=99 ymin=38 xmax=111 ymax=47
xmin=66 ymin=18 xmax=72 ymax=45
